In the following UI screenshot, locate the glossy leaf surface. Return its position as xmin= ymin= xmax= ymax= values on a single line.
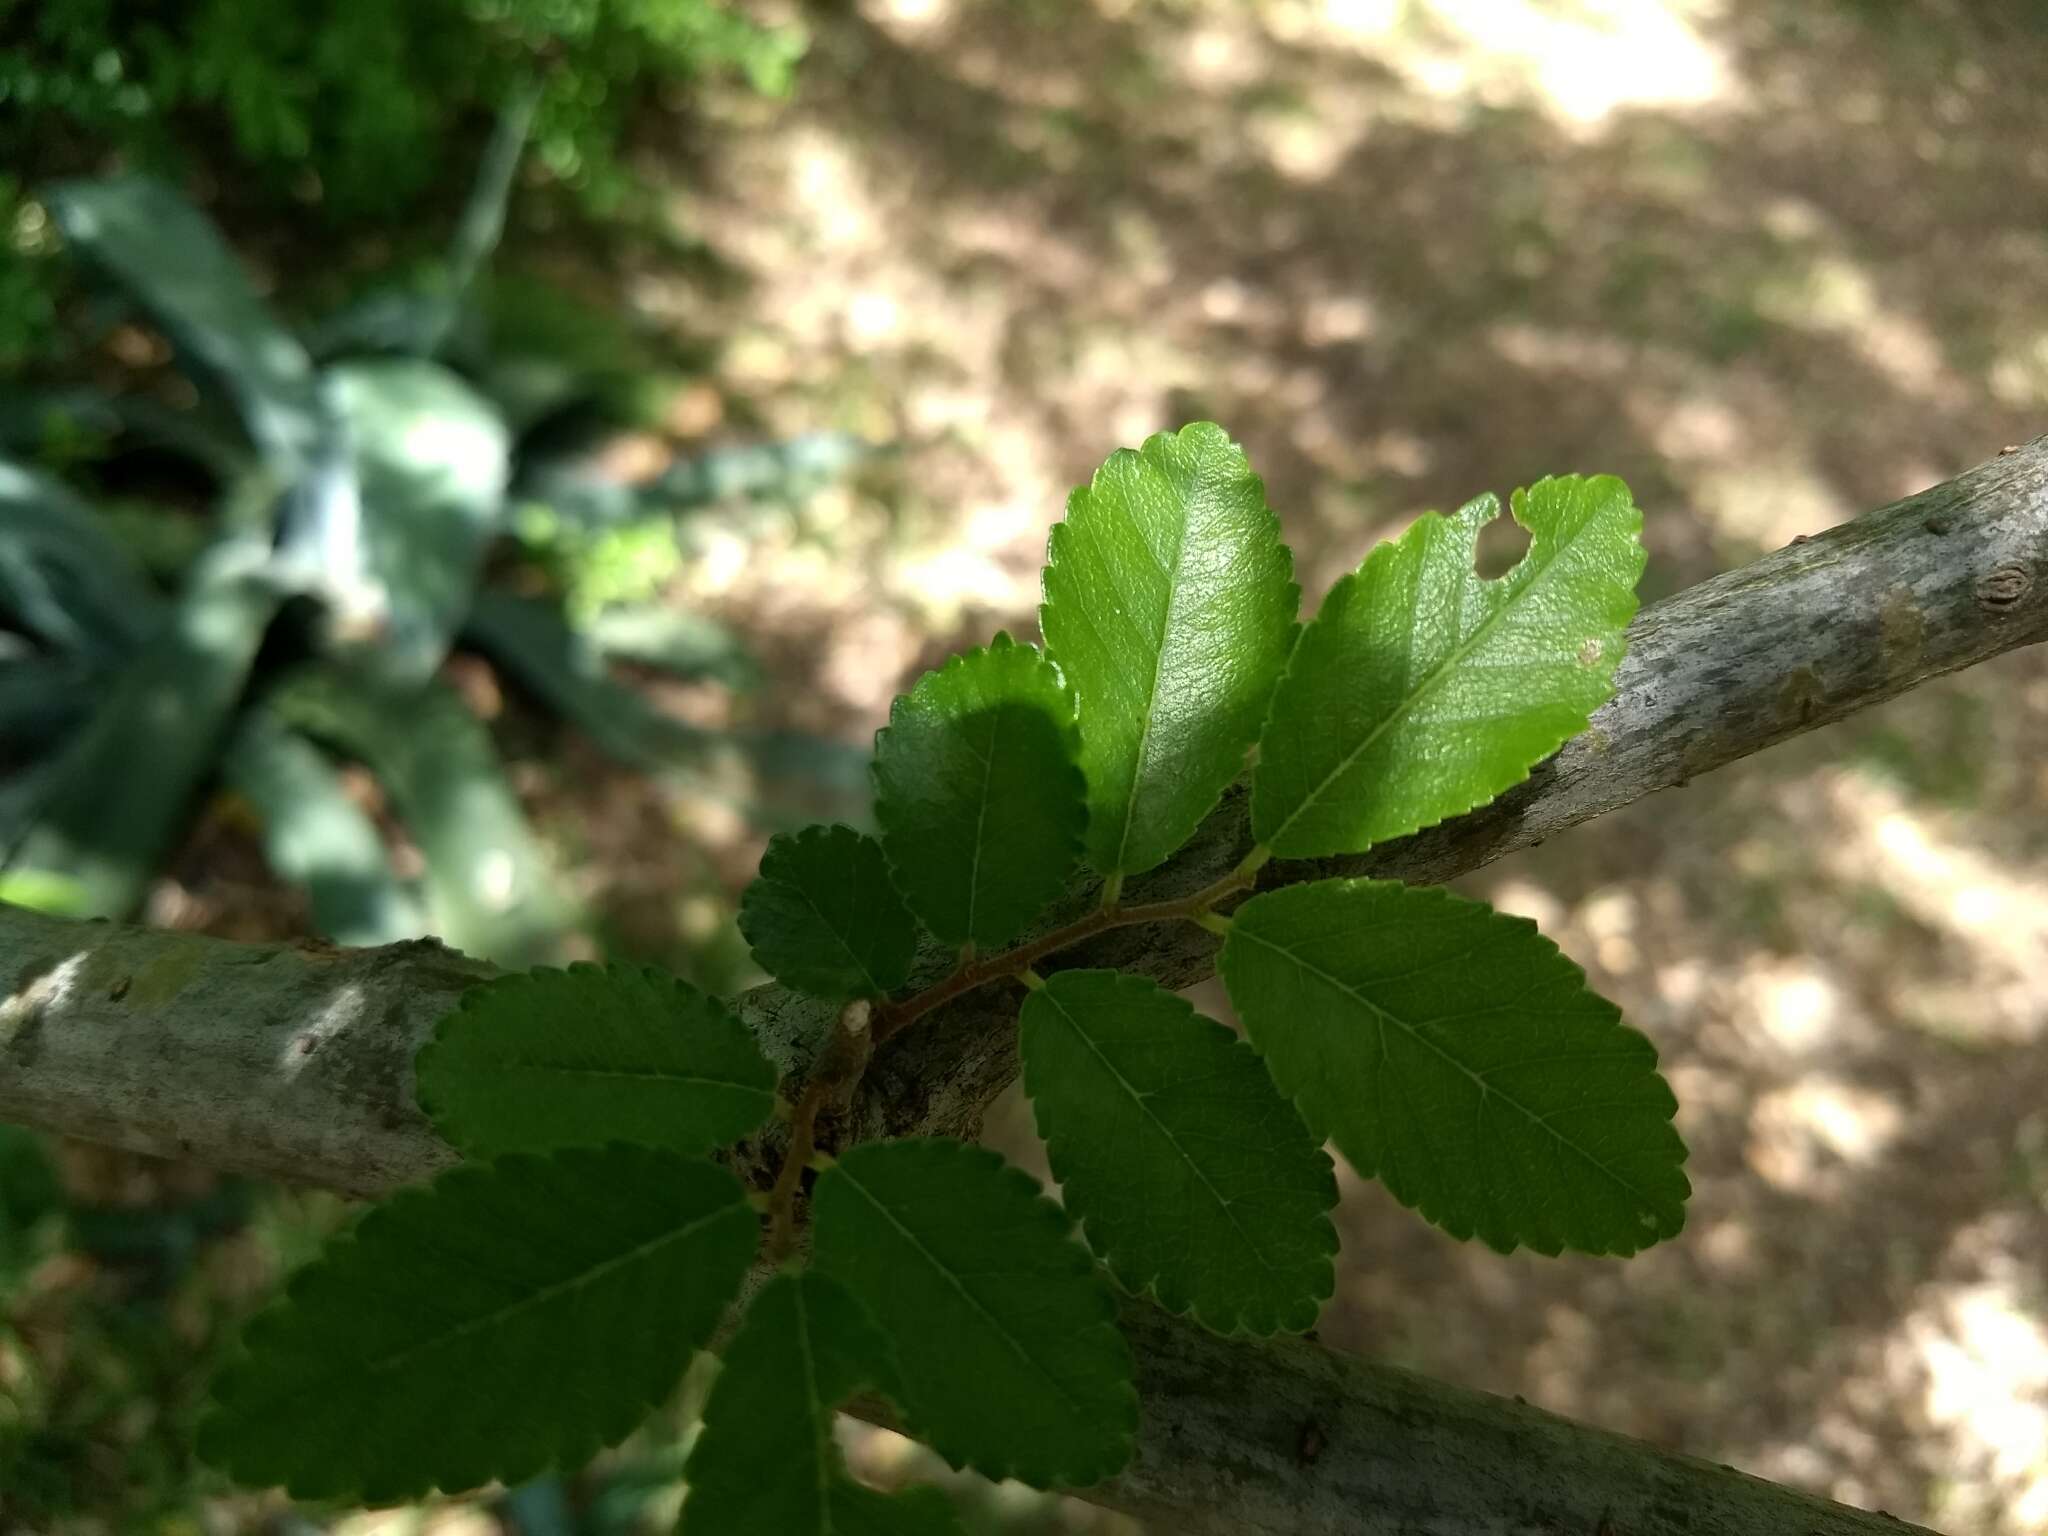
xmin=1041 ymin=422 xmax=1296 ymax=878
xmin=1252 ymin=476 xmax=1642 ymax=857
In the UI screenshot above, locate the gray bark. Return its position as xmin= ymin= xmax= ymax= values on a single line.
xmin=7 ymin=437 xmax=2045 ymax=1533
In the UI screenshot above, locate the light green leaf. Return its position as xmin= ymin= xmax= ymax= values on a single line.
xmin=1042 ymin=422 xmax=1297 ymax=880
xmin=224 ymin=709 xmax=427 ymax=947
xmin=740 ymin=824 xmax=919 ymax=1002
xmin=682 ymin=1271 xmax=966 ymax=1536
xmin=1019 ymin=970 xmax=1336 ymax=1334
xmin=872 ymin=635 xmax=1084 ymax=951
xmin=1220 ymin=878 xmax=1688 ymax=1255
xmin=316 ymin=358 xmax=512 ymax=684
xmin=269 ymin=666 xmax=580 ymax=966
xmin=1251 ymin=476 xmax=1642 ymax=858
xmin=415 ymin=963 xmax=775 ymax=1158
xmin=199 ymin=1145 xmax=757 ymax=1502
xmin=811 ymin=1139 xmax=1137 ymax=1488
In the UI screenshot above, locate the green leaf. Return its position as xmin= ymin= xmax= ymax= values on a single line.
xmin=269 ymin=666 xmax=580 ymax=966
xmin=416 ymin=963 xmax=775 ymax=1158
xmin=740 ymin=825 xmax=919 ymax=1002
xmin=224 ymin=710 xmax=427 ymax=947
xmin=1219 ymin=878 xmax=1688 ymax=1255
xmin=872 ymin=635 xmax=1084 ymax=951
xmin=1041 ymin=422 xmax=1297 ymax=880
xmin=811 ymin=1139 xmax=1137 ymax=1488
xmin=682 ymin=1271 xmax=966 ymax=1536
xmin=1019 ymin=970 xmax=1336 ymax=1334
xmin=314 ymin=358 xmax=512 ymax=684
xmin=1251 ymin=476 xmax=1642 ymax=858
xmin=47 ymin=177 xmax=324 ymax=469
xmin=199 ymin=1145 xmax=757 ymax=1502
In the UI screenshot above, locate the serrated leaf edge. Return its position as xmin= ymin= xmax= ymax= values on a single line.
xmin=200 ymin=1147 xmax=756 ymax=1503
xmin=738 ymin=822 xmax=916 ymax=1001
xmin=1258 ymin=475 xmax=1644 ymax=858
xmin=1020 ymin=969 xmax=1337 ymax=1336
xmin=1224 ymin=878 xmax=1690 ymax=1257
xmin=819 ymin=1139 xmax=1139 ymax=1488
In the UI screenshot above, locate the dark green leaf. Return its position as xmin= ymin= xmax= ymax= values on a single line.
xmin=740 ymin=824 xmax=918 ymax=1002
xmin=811 ymin=1139 xmax=1136 ymax=1488
xmin=199 ymin=1145 xmax=757 ymax=1502
xmin=47 ymin=177 xmax=324 ymax=468
xmin=462 ymin=589 xmax=715 ymax=770
xmin=872 ymin=635 xmax=1084 ymax=951
xmin=224 ymin=710 xmax=427 ymax=946
xmin=1020 ymin=969 xmax=1336 ymax=1334
xmin=1252 ymin=476 xmax=1642 ymax=858
xmin=7 ymin=539 xmax=276 ymax=918
xmin=1041 ymin=422 xmax=1297 ymax=880
xmin=0 ymin=458 xmax=159 ymax=660
xmin=415 ymin=962 xmax=775 ymax=1158
xmin=682 ymin=1271 xmax=966 ymax=1536
xmin=1220 ymin=878 xmax=1689 ymax=1255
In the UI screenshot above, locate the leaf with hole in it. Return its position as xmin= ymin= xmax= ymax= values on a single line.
xmin=1041 ymin=422 xmax=1297 ymax=880
xmin=740 ymin=824 xmax=918 ymax=1002
xmin=681 ymin=1271 xmax=967 ymax=1536
xmin=1219 ymin=878 xmax=1688 ymax=1256
xmin=1252 ymin=476 xmax=1642 ymax=859
xmin=198 ymin=1145 xmax=756 ymax=1503
xmin=416 ymin=963 xmax=775 ymax=1158
xmin=872 ymin=635 xmax=1084 ymax=951
xmin=1020 ymin=970 xmax=1336 ymax=1335
xmin=810 ymin=1139 xmax=1136 ymax=1488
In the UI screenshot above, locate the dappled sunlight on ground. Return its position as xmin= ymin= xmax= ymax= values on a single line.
xmin=606 ymin=1 xmax=2048 ymax=1525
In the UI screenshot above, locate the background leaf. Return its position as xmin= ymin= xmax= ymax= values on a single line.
xmin=1040 ymin=422 xmax=1297 ymax=880
xmin=739 ymin=824 xmax=918 ymax=1002
xmin=1019 ymin=969 xmax=1336 ymax=1335
xmin=1220 ymin=878 xmax=1689 ymax=1255
xmin=681 ymin=1270 xmax=965 ymax=1536
xmin=47 ymin=176 xmax=325 ymax=469
xmin=1251 ymin=475 xmax=1642 ymax=858
xmin=199 ymin=1145 xmax=757 ymax=1503
xmin=416 ymin=963 xmax=775 ymax=1158
xmin=872 ymin=635 xmax=1084 ymax=951
xmin=223 ymin=709 xmax=427 ymax=946
xmin=810 ymin=1139 xmax=1137 ymax=1489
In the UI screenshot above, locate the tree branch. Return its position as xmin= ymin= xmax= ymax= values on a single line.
xmin=7 ymin=437 xmax=2044 ymax=1534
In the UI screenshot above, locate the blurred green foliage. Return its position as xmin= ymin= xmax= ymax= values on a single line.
xmin=0 ymin=0 xmax=803 ymax=215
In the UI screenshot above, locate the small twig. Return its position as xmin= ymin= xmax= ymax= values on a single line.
xmin=870 ymin=862 xmax=1260 ymax=1048
xmin=765 ymin=1000 xmax=872 ymax=1260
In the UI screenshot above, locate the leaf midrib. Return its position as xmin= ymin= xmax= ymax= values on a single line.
xmin=1232 ymin=924 xmax=1668 ymax=1214
xmin=1264 ymin=497 xmax=1597 ymax=850
xmin=833 ymin=1162 xmax=1094 ymax=1417
xmin=345 ymin=1198 xmax=741 ymax=1382
xmin=1106 ymin=494 xmax=1195 ymax=875
xmin=1039 ymin=988 xmax=1286 ymax=1283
